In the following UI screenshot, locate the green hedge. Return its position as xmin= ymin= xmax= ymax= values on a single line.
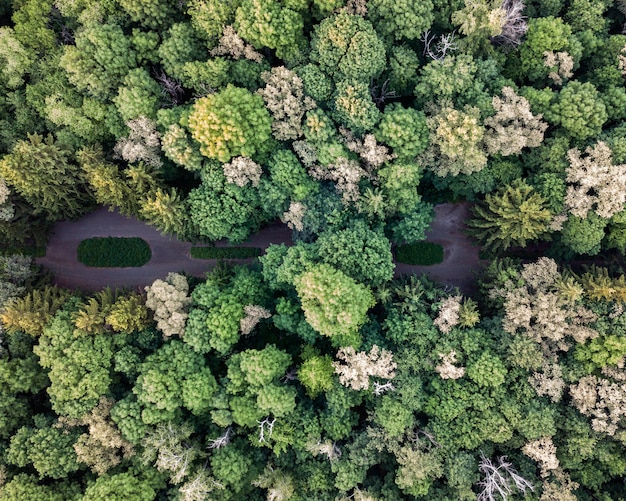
xmin=190 ymin=246 xmax=262 ymax=260
xmin=77 ymin=237 xmax=151 ymax=267
xmin=0 ymin=246 xmax=46 ymax=257
xmin=394 ymin=241 xmax=444 ymax=266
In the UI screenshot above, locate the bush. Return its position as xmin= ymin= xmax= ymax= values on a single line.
xmin=394 ymin=242 xmax=444 ymax=265
xmin=0 ymin=246 xmax=46 ymax=257
xmin=190 ymin=246 xmax=262 ymax=259
xmin=77 ymin=237 xmax=151 ymax=267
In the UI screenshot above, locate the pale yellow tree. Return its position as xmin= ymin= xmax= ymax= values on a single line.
xmin=114 ymin=116 xmax=162 ymax=167
xmin=424 ymin=104 xmax=487 ymax=177
xmin=210 ymin=25 xmax=263 ymax=62
xmin=222 ymin=156 xmax=262 ymax=187
xmin=565 ymin=141 xmax=626 ymax=219
xmin=333 ymin=345 xmax=397 ymax=391
xmin=257 ymin=66 xmax=316 ymax=141
xmin=484 ymin=86 xmax=547 ymax=156
xmin=543 ymin=51 xmax=574 ymax=86
xmin=145 ymin=273 xmax=191 ymax=338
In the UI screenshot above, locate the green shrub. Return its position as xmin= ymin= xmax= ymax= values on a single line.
xmin=189 ymin=246 xmax=262 ymax=260
xmin=0 ymin=246 xmax=46 ymax=257
xmin=394 ymin=242 xmax=444 ymax=265
xmin=77 ymin=237 xmax=151 ymax=267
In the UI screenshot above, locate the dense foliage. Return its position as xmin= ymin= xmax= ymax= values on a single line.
xmin=2 ymin=0 xmax=626 ymax=499
xmin=76 ymin=237 xmax=152 ymax=267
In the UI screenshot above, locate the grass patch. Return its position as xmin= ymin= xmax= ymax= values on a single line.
xmin=395 ymin=241 xmax=444 ymax=266
xmin=190 ymin=246 xmax=262 ymax=260
xmin=0 ymin=246 xmax=46 ymax=257
xmin=77 ymin=237 xmax=151 ymax=267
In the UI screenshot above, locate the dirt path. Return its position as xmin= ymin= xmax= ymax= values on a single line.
xmin=36 ymin=207 xmax=293 ymax=291
xmin=37 ymin=203 xmax=484 ymax=294
xmin=394 ymin=202 xmax=486 ymax=295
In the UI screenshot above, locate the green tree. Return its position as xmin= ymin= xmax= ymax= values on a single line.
xmin=7 ymin=418 xmax=81 ymax=479
xmin=376 ymin=104 xmax=429 ymax=160
xmin=560 ymin=212 xmax=607 ymax=256
xmin=367 ymin=0 xmax=434 ymax=41
xmin=294 ymin=264 xmax=375 ymax=346
xmin=187 ymin=168 xmax=263 ymax=243
xmin=60 ymin=23 xmax=138 ymax=99
xmin=516 ymin=16 xmax=582 ymax=84
xmin=188 ymin=84 xmax=272 ymax=162
xmin=114 ymin=68 xmax=161 ymax=122
xmin=83 ymin=472 xmax=156 ymax=501
xmin=235 ymin=0 xmax=305 ymax=61
xmin=333 ymin=79 xmax=381 ymax=134
xmin=225 ymin=345 xmax=296 ymax=427
xmin=0 ymin=134 xmax=90 ymax=220
xmin=33 ymin=310 xmax=120 ymax=418
xmin=468 ymin=179 xmax=552 ymax=252
xmin=118 ymin=0 xmax=178 ymax=30
xmin=134 ymin=340 xmax=218 ymax=424
xmin=185 ymin=266 xmax=269 ymax=354
xmin=0 ymin=474 xmax=81 ymax=501
xmin=316 ymin=220 xmax=395 ymax=286
xmin=549 ymin=81 xmax=608 ymax=140
xmin=310 ymin=11 xmax=386 ymax=83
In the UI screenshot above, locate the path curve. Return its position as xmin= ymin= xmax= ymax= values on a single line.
xmin=37 ymin=203 xmax=484 ymax=294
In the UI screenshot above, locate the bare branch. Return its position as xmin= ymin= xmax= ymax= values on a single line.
xmin=207 ymin=427 xmax=233 ymax=450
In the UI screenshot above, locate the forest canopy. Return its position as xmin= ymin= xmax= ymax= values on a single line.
xmin=2 ymin=0 xmax=626 ymax=500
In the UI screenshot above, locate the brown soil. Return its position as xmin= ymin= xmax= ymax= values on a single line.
xmin=37 ymin=203 xmax=484 ymax=294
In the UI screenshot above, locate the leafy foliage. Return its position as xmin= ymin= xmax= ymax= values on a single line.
xmin=77 ymin=237 xmax=151 ymax=267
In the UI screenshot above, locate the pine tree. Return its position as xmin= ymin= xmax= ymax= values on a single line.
xmin=468 ymin=179 xmax=552 ymax=252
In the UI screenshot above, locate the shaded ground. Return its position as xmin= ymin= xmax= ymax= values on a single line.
xmin=394 ymin=202 xmax=486 ymax=295
xmin=37 ymin=203 xmax=485 ymax=294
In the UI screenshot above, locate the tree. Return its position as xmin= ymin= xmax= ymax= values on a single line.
xmin=0 ymin=27 xmax=34 ymax=89
xmin=483 ymin=86 xmax=548 ymax=156
xmin=118 ymin=0 xmax=178 ymax=30
xmin=549 ymin=81 xmax=607 ymax=141
xmin=257 ymin=66 xmax=316 ymax=141
xmin=333 ymin=345 xmax=396 ymax=391
xmin=187 ymin=168 xmax=262 ymax=243
xmin=367 ymin=0 xmax=434 ymax=41
xmin=60 ymin=23 xmax=138 ymax=99
xmin=83 ymin=472 xmax=157 ymax=501
xmin=134 ymin=340 xmax=218 ymax=423
xmin=145 ymin=273 xmax=191 ymax=338
xmin=316 ymin=220 xmax=395 ymax=286
xmin=294 ymin=264 xmax=375 ymax=346
xmin=424 ymin=104 xmax=487 ymax=177
xmin=310 ymin=11 xmax=386 ymax=83
xmin=235 ymin=0 xmax=305 ymax=61
xmin=517 ymin=16 xmax=582 ymax=84
xmin=113 ymin=68 xmax=161 ymax=123
xmin=188 ymin=84 xmax=272 ymax=162
xmin=332 ymin=79 xmax=381 ymax=134
xmin=375 ymin=104 xmax=429 ymax=160
xmin=1 ymin=286 xmax=69 ymax=337
xmin=225 ymin=345 xmax=296 ymax=427
xmin=62 ymin=397 xmax=135 ymax=475
xmin=0 ymin=134 xmax=90 ymax=220
xmin=185 ymin=266 xmax=269 ymax=354
xmin=7 ymin=418 xmax=81 ymax=479
xmin=468 ymin=179 xmax=552 ymax=252
xmin=560 ymin=212 xmax=607 ymax=256
xmin=564 ymin=141 xmax=626 ymax=220
xmin=141 ymin=187 xmax=189 ymax=237
xmin=106 ymin=294 xmax=150 ymax=333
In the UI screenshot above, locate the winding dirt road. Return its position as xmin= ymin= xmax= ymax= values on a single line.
xmin=36 ymin=203 xmax=484 ymax=294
